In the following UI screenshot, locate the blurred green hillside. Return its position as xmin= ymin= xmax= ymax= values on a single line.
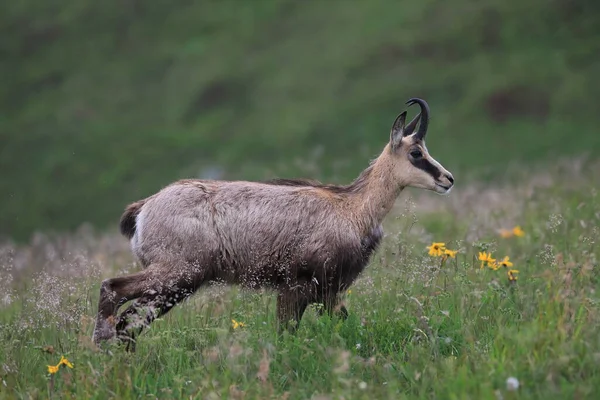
xmin=1 ymin=0 xmax=599 ymax=241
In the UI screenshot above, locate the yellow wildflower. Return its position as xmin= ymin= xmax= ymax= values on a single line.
xmin=59 ymin=356 xmax=73 ymax=369
xmin=488 ymin=262 xmax=500 ymax=271
xmin=499 ymin=229 xmax=513 ymax=238
xmin=347 ymin=290 xmax=352 ymax=295
xmin=478 ymin=252 xmax=496 ymax=269
xmin=512 ymin=226 xmax=525 ymax=237
xmin=231 ymin=319 xmax=246 ymax=329
xmin=443 ymin=249 xmax=458 ymax=259
xmin=499 ymin=256 xmax=513 ymax=268
xmin=47 ymin=355 xmax=73 ymax=374
xmin=508 ymin=269 xmax=519 ymax=281
xmin=427 ymin=242 xmax=446 ymax=257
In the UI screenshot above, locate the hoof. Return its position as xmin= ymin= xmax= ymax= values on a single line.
xmin=336 ymin=305 xmax=349 ymax=320
xmin=92 ymin=317 xmax=117 ymax=344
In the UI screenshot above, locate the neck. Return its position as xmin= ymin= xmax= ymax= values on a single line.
xmin=346 ymin=144 xmax=405 ymax=234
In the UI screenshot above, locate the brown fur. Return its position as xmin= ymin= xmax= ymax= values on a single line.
xmin=92 ymin=98 xmax=454 ymax=349
xmin=263 ymin=165 xmax=376 ymax=196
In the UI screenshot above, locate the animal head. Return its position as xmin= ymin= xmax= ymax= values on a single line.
xmin=388 ymin=98 xmax=454 ymax=195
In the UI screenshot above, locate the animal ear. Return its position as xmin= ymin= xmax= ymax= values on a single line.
xmin=403 ymin=112 xmax=421 ymax=137
xmin=390 ymin=111 xmax=407 ymax=149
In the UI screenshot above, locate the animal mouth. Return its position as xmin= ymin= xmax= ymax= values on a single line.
xmin=435 ymin=183 xmax=452 ymax=191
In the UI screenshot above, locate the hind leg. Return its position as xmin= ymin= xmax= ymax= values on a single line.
xmin=93 ymin=269 xmax=157 ymax=344
xmin=115 ymin=285 xmax=196 ymax=352
xmin=93 ymin=262 xmax=202 ymax=345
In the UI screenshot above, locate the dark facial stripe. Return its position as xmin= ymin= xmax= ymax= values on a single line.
xmin=411 ymin=157 xmax=442 ymax=180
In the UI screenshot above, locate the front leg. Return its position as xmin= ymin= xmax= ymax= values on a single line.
xmin=276 ymin=289 xmax=310 ymax=334
xmin=317 ymin=291 xmax=349 ymax=320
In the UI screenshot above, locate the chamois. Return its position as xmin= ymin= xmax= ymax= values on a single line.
xmin=93 ymin=98 xmax=454 ymax=348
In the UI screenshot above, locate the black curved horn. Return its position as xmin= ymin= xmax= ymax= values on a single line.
xmin=405 ymin=98 xmax=430 ymax=140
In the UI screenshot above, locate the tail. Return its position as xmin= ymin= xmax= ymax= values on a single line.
xmin=119 ymin=199 xmax=146 ymax=239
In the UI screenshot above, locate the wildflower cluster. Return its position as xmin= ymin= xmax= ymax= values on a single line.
xmin=479 ymin=252 xmax=519 ymax=282
xmin=47 ymin=356 xmax=73 ymax=375
xmin=426 ymin=225 xmax=525 ymax=283
xmin=426 ymin=242 xmax=458 ymax=260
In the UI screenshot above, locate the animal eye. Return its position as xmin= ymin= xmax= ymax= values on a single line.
xmin=410 ymin=150 xmax=423 ymax=159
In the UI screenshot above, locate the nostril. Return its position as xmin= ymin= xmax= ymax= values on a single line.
xmin=446 ymin=174 xmax=454 ymax=184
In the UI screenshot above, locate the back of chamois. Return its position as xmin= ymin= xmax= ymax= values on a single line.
xmin=93 ymin=98 xmax=454 ymax=349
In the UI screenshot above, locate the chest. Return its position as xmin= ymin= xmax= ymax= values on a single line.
xmin=360 ymin=225 xmax=384 ymax=262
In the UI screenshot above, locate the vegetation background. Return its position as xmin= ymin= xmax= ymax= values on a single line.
xmin=1 ymin=0 xmax=600 ymax=399
xmin=2 ymin=0 xmax=599 ymax=241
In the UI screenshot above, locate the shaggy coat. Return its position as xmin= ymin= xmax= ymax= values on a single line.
xmin=93 ymin=98 xmax=454 ymax=348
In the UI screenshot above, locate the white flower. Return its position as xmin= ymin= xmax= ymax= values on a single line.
xmin=356 ymin=343 xmax=361 ymax=350
xmin=506 ymin=376 xmax=519 ymax=391
xmin=358 ymin=381 xmax=367 ymax=390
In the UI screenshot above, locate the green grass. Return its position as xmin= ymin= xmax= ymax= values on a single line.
xmin=2 ymin=0 xmax=600 ymax=240
xmin=1 ymin=162 xmax=599 ymax=399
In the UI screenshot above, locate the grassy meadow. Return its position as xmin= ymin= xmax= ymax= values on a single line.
xmin=2 ymin=1 xmax=600 ymax=398
xmin=1 ymin=158 xmax=599 ymax=399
